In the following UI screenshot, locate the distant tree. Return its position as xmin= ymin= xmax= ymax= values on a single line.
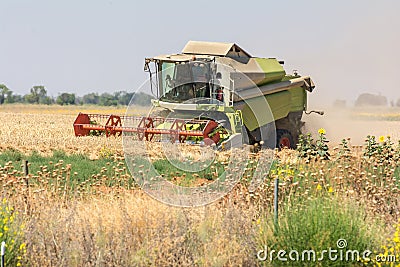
xmin=5 ymin=90 xmax=14 ymax=103
xmin=131 ymin=92 xmax=153 ymax=106
xmin=56 ymin=93 xmax=76 ymax=105
xmin=75 ymin=96 xmax=83 ymax=105
xmin=23 ymin=94 xmax=35 ymax=104
xmin=40 ymin=95 xmax=53 ymax=105
xmin=396 ymin=98 xmax=400 ymax=107
xmin=12 ymin=94 xmax=23 ymax=103
xmin=99 ymin=93 xmax=118 ymax=106
xmin=14 ymin=87 xmax=152 ymax=106
xmin=82 ymin=93 xmax=99 ymax=105
xmin=0 ymin=84 xmax=12 ymax=104
xmin=114 ymin=91 xmax=134 ymax=105
xmin=25 ymin=86 xmax=41 ymax=103
xmin=24 ymin=85 xmax=52 ymax=104
xmin=355 ymin=93 xmax=387 ymax=107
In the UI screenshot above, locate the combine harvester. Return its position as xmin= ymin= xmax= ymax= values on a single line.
xmin=73 ymin=41 xmax=320 ymax=149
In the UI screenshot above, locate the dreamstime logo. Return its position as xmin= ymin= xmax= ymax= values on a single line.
xmin=122 ymin=62 xmax=275 ymax=207
xmin=257 ymin=239 xmax=372 ymax=262
xmin=336 ymin=238 xmax=347 ymax=249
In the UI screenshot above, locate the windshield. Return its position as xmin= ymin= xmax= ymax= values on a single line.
xmin=159 ymin=61 xmax=212 ymax=102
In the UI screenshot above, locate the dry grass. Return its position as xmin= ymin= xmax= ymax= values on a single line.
xmin=7 ymin=188 xmax=259 ymax=266
xmin=0 ymin=104 xmax=399 ymax=266
xmin=0 ymin=149 xmax=399 ymax=266
xmin=262 ymin=148 xmax=400 ymax=223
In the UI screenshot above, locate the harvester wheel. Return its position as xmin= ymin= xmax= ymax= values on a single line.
xmin=277 ymin=129 xmax=294 ymax=149
xmin=241 ymin=125 xmax=253 ymax=145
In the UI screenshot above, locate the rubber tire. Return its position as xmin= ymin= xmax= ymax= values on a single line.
xmin=276 ymin=129 xmax=294 ymax=149
xmin=241 ymin=125 xmax=253 ymax=145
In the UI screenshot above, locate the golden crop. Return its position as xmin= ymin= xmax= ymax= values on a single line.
xmin=0 ymin=104 xmax=399 ymax=266
xmin=0 ymin=105 xmax=124 ymax=158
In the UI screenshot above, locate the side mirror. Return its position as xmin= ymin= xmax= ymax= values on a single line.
xmin=144 ymin=58 xmax=152 ymax=72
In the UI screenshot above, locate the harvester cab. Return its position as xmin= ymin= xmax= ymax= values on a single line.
xmin=74 ymin=41 xmax=318 ymax=149
xmin=145 ymin=58 xmax=227 ymax=105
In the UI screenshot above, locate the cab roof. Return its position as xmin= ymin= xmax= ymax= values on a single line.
xmin=182 ymin=41 xmax=252 ymax=57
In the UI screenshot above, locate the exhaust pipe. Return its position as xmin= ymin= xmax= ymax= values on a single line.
xmin=305 ymin=110 xmax=324 ymax=116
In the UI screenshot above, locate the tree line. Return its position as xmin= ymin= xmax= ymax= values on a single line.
xmin=0 ymin=84 xmax=153 ymax=106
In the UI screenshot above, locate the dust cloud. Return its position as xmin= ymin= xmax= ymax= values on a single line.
xmin=302 ymin=107 xmax=400 ymax=146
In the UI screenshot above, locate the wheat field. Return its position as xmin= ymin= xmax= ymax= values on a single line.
xmin=0 ymin=104 xmax=125 ymax=158
xmin=0 ymin=104 xmax=399 ymax=266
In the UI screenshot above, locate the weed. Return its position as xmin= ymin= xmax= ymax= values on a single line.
xmin=0 ymin=198 xmax=26 ymax=266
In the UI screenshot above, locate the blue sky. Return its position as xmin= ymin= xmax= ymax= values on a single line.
xmin=1 ymin=0 xmax=399 ymax=105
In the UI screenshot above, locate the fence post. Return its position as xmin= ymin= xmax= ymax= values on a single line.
xmin=24 ymin=160 xmax=29 ymax=186
xmin=23 ymin=160 xmax=31 ymax=215
xmin=274 ymin=178 xmax=279 ymax=233
xmin=1 ymin=241 xmax=5 ymax=267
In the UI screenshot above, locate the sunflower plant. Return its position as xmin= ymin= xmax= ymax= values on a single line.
xmin=364 ymin=135 xmax=396 ymax=164
xmin=296 ymin=133 xmax=315 ymax=160
xmin=337 ymin=138 xmax=352 ymax=160
xmin=364 ymin=135 xmax=379 ymax=157
xmin=316 ymin=128 xmax=330 ymax=160
xmin=296 ymin=129 xmax=330 ymax=161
